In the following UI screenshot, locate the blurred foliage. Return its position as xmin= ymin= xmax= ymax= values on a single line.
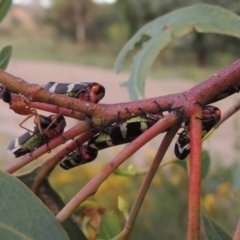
xmin=201 ymin=207 xmax=232 ymax=240
xmin=0 ymin=170 xmax=69 ymax=240
xmin=0 ymin=0 xmax=11 ymax=23
xmin=35 ymin=0 xmax=240 ymax=66
xmin=115 ymin=4 xmax=240 ymax=99
xmin=116 ymin=0 xmax=240 ymax=66
xmin=46 ymin=153 xmax=240 ymax=239
xmin=0 ymin=0 xmax=11 ymax=70
xmin=37 ymin=0 xmax=125 ymax=47
xmin=0 ymin=45 xmax=12 ymax=69
xmin=0 ymin=1 xmax=238 ymax=69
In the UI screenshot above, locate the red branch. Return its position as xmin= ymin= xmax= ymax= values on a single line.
xmin=0 ymin=60 xmax=240 ymax=125
xmin=187 ymin=105 xmax=203 ymax=240
xmin=0 ymin=59 xmax=240 ymax=237
xmin=4 ymin=122 xmax=91 ymax=173
xmin=121 ymin=123 xmax=180 ymax=239
xmin=31 ymin=130 xmax=96 ymax=193
xmin=56 ymin=111 xmax=179 ymax=222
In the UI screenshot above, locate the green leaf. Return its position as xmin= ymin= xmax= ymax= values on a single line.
xmin=0 ymin=0 xmax=11 ymax=23
xmin=0 ymin=170 xmax=69 ymax=240
xmin=201 ymin=150 xmax=210 ymax=180
xmin=98 ymin=212 xmax=122 ymax=239
xmin=17 ymin=165 xmax=42 ymax=189
xmin=121 ymin=30 xmax=171 ymax=99
xmin=0 ymin=45 xmax=12 ymax=70
xmin=115 ymin=4 xmax=240 ymax=100
xmin=0 ymin=222 xmax=32 ymax=240
xmin=17 ymin=166 xmax=86 ymax=240
xmin=201 ymin=207 xmax=232 ymax=240
xmin=174 ymin=159 xmax=187 ymax=171
xmin=232 ymin=165 xmax=240 ymax=193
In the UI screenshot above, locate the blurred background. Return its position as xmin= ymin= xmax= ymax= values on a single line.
xmin=1 ymin=0 xmax=240 ymax=239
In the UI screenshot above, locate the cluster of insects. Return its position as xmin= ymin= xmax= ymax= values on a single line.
xmin=174 ymin=105 xmax=221 ymax=160
xmin=0 ymin=81 xmax=222 ymax=170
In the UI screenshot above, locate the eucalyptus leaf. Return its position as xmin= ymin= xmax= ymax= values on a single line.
xmin=0 ymin=45 xmax=12 ymax=70
xmin=0 ymin=222 xmax=32 ymax=240
xmin=201 ymin=150 xmax=210 ymax=180
xmin=17 ymin=166 xmax=86 ymax=240
xmin=201 ymin=207 xmax=232 ymax=240
xmin=0 ymin=0 xmax=11 ymax=23
xmin=115 ymin=4 xmax=240 ymax=99
xmin=0 ymin=170 xmax=69 ymax=240
xmin=232 ymin=165 xmax=240 ymax=193
xmin=98 ymin=212 xmax=122 ymax=239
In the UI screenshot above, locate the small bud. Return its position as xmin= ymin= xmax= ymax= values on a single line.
xmin=118 ymin=196 xmax=129 ymax=220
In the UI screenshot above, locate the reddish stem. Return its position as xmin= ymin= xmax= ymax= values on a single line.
xmin=187 ymin=105 xmax=202 ymax=240
xmin=4 ymin=122 xmax=91 ymax=173
xmin=56 ymin=111 xmax=179 ymax=223
xmin=215 ymin=98 xmax=240 ymax=129
xmin=31 ymin=102 xmax=84 ymax=120
xmin=31 ymin=130 xmax=95 ymax=193
xmin=121 ymin=123 xmax=180 ymax=239
xmin=233 ymin=218 xmax=240 ymax=240
xmin=9 ymin=94 xmax=84 ymax=120
xmin=0 ymin=60 xmax=240 ymax=125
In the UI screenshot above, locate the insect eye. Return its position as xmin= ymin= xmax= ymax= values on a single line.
xmin=215 ymin=109 xmax=221 ymax=117
xmin=84 ymin=153 xmax=92 ymax=160
xmin=51 ymin=115 xmax=58 ymax=121
xmin=92 ymin=85 xmax=100 ymax=94
xmin=92 ymin=85 xmax=105 ymax=96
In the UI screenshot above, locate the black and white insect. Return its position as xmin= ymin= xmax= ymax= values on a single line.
xmin=59 ymin=145 xmax=98 ymax=170
xmin=0 ymin=85 xmax=57 ymax=135
xmin=109 ymin=114 xmax=161 ymax=142
xmin=0 ymin=81 xmax=105 ymax=132
xmin=0 ymin=82 xmax=105 ymax=115
xmin=59 ymin=130 xmax=121 ymax=170
xmin=8 ymin=114 xmax=66 ymax=158
xmin=174 ymin=105 xmax=221 ymax=160
xmin=44 ymin=82 xmax=105 ymax=103
xmin=0 ymin=84 xmax=12 ymax=103
xmin=59 ymin=113 xmax=164 ymax=170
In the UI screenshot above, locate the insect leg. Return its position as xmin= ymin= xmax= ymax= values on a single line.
xmin=19 ymin=113 xmax=36 ymax=133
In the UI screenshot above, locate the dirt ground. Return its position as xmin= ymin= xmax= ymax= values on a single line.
xmin=1 ymin=59 xmax=239 ymax=167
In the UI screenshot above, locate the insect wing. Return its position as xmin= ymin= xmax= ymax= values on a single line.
xmin=44 ymin=82 xmax=89 ymax=95
xmin=8 ymin=131 xmax=33 ymax=152
xmin=44 ymin=82 xmax=105 ymax=103
xmin=110 ymin=122 xmax=139 ymax=142
xmin=7 ymin=126 xmax=40 ymax=157
xmin=110 ymin=116 xmax=158 ymax=142
xmin=174 ymin=106 xmax=221 ymax=160
xmin=60 ymin=145 xmax=98 ymax=170
xmin=88 ymin=132 xmax=117 ymax=150
xmin=51 ymin=115 xmax=66 ymax=134
xmin=174 ymin=130 xmax=190 ymax=160
xmin=59 ymin=152 xmax=81 ymax=170
xmin=43 ymin=115 xmax=66 ymax=139
xmin=60 ymin=114 xmax=159 ymax=170
xmin=202 ymin=105 xmax=221 ymax=132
